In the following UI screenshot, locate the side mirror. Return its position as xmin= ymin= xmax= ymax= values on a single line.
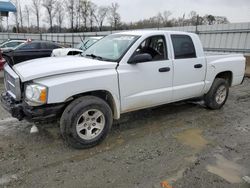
xmin=128 ymin=53 xmax=152 ymax=64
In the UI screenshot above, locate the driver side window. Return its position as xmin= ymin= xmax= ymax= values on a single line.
xmin=133 ymin=35 xmax=168 ymax=62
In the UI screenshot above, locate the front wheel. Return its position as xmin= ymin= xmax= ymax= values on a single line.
xmin=60 ymin=96 xmax=113 ymax=149
xmin=204 ymin=78 xmax=229 ymax=110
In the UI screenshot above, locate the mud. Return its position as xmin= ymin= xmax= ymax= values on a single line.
xmin=0 ymin=78 xmax=250 ymax=188
xmin=206 ymin=154 xmax=247 ymax=184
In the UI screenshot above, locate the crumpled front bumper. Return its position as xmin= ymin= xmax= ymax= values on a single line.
xmin=1 ymin=92 xmax=65 ymax=122
xmin=1 ymin=92 xmax=24 ymax=120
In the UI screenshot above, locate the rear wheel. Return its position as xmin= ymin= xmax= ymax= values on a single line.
xmin=204 ymin=78 xmax=229 ymax=110
xmin=60 ymin=96 xmax=113 ymax=149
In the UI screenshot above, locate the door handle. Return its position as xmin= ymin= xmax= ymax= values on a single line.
xmin=159 ymin=67 xmax=171 ymax=72
xmin=194 ymin=64 xmax=203 ymax=69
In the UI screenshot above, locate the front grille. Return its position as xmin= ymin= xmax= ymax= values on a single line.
xmin=3 ymin=64 xmax=21 ymax=101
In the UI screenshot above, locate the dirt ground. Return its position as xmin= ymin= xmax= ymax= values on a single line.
xmin=0 ymin=78 xmax=250 ymax=188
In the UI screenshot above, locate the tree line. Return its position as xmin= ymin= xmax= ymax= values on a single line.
xmin=5 ymin=0 xmax=229 ymax=33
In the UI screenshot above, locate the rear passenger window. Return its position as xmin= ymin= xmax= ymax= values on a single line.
xmin=19 ymin=42 xmax=40 ymax=50
xmin=41 ymin=43 xmax=60 ymax=49
xmin=171 ymin=35 xmax=196 ymax=59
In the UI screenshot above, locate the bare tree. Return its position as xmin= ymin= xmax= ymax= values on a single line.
xmin=89 ymin=2 xmax=97 ymax=32
xmin=214 ymin=16 xmax=229 ymax=24
xmin=162 ymin=10 xmax=172 ymax=26
xmin=94 ymin=6 xmax=109 ymax=31
xmin=66 ymin=0 xmax=75 ymax=31
xmin=24 ymin=5 xmax=30 ymax=32
xmin=75 ymin=0 xmax=81 ymax=31
xmin=156 ymin=12 xmax=163 ymax=28
xmin=42 ymin=0 xmax=57 ymax=32
xmin=55 ymin=0 xmax=65 ymax=32
xmin=80 ymin=0 xmax=90 ymax=31
xmin=11 ymin=0 xmax=19 ymax=32
xmin=31 ymin=0 xmax=42 ymax=32
xmin=188 ymin=11 xmax=198 ymax=25
xmin=108 ymin=2 xmax=121 ymax=30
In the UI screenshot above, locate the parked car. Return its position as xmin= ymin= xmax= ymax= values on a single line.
xmin=76 ymin=36 xmax=103 ymax=51
xmin=0 ymin=49 xmax=6 ymax=71
xmin=2 ymin=41 xmax=63 ymax=65
xmin=51 ymin=48 xmax=83 ymax=57
xmin=51 ymin=36 xmax=102 ymax=57
xmin=0 ymin=39 xmax=26 ymax=50
xmin=1 ymin=30 xmax=246 ymax=149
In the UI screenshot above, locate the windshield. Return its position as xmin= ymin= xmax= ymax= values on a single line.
xmin=83 ymin=34 xmax=139 ymax=62
xmin=14 ymin=42 xmax=27 ymax=50
xmin=0 ymin=41 xmax=25 ymax=49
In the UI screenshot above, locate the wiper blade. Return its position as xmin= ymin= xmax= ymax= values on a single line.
xmin=85 ymin=54 xmax=103 ymax=60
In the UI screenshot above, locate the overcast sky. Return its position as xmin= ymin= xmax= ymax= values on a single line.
xmin=3 ymin=0 xmax=250 ymax=27
xmin=91 ymin=0 xmax=250 ymax=23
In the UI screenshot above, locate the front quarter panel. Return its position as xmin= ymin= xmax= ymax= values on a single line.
xmin=33 ymin=69 xmax=120 ymax=118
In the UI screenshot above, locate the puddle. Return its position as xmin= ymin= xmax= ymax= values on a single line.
xmin=206 ymin=154 xmax=247 ymax=184
xmin=175 ymin=128 xmax=208 ymax=150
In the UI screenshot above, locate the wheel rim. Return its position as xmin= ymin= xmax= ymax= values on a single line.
xmin=215 ymin=85 xmax=227 ymax=104
xmin=76 ymin=109 xmax=105 ymax=140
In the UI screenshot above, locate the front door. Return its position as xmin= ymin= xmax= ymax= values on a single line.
xmin=118 ymin=35 xmax=173 ymax=113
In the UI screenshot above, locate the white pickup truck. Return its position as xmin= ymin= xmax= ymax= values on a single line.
xmin=1 ymin=30 xmax=246 ymax=149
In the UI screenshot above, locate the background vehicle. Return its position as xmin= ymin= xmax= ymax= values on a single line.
xmin=1 ymin=31 xmax=246 ymax=149
xmin=0 ymin=39 xmax=26 ymax=50
xmin=51 ymin=48 xmax=83 ymax=57
xmin=76 ymin=36 xmax=103 ymax=51
xmin=51 ymin=36 xmax=102 ymax=57
xmin=2 ymin=41 xmax=63 ymax=65
xmin=0 ymin=49 xmax=6 ymax=71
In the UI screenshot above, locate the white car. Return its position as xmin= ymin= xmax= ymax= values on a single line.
xmin=51 ymin=48 xmax=83 ymax=57
xmin=1 ymin=30 xmax=246 ymax=149
xmin=51 ymin=37 xmax=102 ymax=57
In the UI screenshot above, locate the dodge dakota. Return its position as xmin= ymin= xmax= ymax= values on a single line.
xmin=1 ymin=30 xmax=246 ymax=149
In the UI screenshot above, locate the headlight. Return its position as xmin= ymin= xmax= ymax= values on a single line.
xmin=25 ymin=84 xmax=47 ymax=106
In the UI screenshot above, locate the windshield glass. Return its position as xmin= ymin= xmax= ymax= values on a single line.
xmin=14 ymin=42 xmax=27 ymax=50
xmin=83 ymin=34 xmax=139 ymax=62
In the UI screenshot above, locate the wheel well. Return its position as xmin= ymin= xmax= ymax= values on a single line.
xmin=215 ymin=71 xmax=233 ymax=86
xmin=69 ymin=90 xmax=118 ymax=119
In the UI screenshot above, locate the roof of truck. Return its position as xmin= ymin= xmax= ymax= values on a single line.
xmin=115 ymin=30 xmax=192 ymax=36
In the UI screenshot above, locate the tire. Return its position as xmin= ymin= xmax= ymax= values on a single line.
xmin=60 ymin=96 xmax=113 ymax=149
xmin=204 ymin=78 xmax=229 ymax=110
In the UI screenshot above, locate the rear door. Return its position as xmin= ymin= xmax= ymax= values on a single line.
xmin=171 ymin=34 xmax=206 ymax=100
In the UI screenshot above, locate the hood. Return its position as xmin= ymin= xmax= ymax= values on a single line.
xmin=13 ymin=56 xmax=117 ymax=82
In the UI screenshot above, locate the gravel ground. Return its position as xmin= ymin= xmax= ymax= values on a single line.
xmin=0 ymin=78 xmax=250 ymax=188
